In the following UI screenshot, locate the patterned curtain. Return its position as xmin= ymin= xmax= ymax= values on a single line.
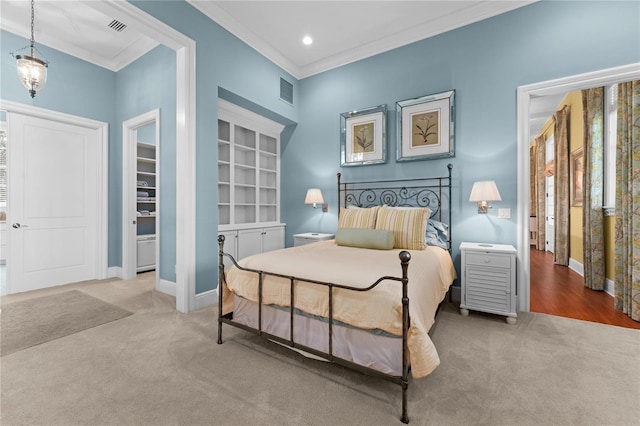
xmin=582 ymin=88 xmax=605 ymax=290
xmin=614 ymin=80 xmax=640 ymax=321
xmin=534 ymin=134 xmax=546 ymax=250
xmin=554 ymin=107 xmax=570 ymax=266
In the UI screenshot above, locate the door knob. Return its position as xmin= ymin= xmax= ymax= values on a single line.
xmin=12 ymin=223 xmax=29 ymax=229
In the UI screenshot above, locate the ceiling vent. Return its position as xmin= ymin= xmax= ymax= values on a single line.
xmin=280 ymin=78 xmax=293 ymax=105
xmin=107 ymin=19 xmax=127 ymax=32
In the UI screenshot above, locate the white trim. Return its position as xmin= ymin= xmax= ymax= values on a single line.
xmin=123 ymin=109 xmax=160 ymax=283
xmin=568 ymin=258 xmax=584 ymax=277
xmin=107 ymin=267 xmax=123 ymax=279
xmin=91 ymin=1 xmax=197 ymax=313
xmin=605 ymin=278 xmax=615 ymax=298
xmin=195 ymin=289 xmax=217 ymax=311
xmin=517 ymin=63 xmax=640 ymax=313
xmin=0 ymin=99 xmax=109 ymax=290
xmin=158 ymin=278 xmax=176 ymax=297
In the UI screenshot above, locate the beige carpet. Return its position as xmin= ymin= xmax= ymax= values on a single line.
xmin=0 ymin=274 xmax=638 ymax=425
xmin=1 ymin=289 xmax=133 ymax=356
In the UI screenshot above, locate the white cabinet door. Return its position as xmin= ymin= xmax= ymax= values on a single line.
xmin=263 ymin=227 xmax=284 ymax=252
xmin=218 ymin=230 xmax=238 ymax=269
xmin=237 ymin=228 xmax=263 ymax=260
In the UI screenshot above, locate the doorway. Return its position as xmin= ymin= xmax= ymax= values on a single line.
xmin=1 ymin=101 xmax=109 ymax=294
xmin=122 ymin=109 xmax=160 ymax=289
xmin=517 ymin=63 xmax=640 ymax=314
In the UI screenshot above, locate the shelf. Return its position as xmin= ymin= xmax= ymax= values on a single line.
xmin=218 ymin=160 xmax=230 ymax=165
xmin=137 ymin=199 xmax=156 ymax=203
xmin=259 ymin=168 xmax=276 ymax=173
xmin=218 ymin=181 xmax=230 ymax=185
xmin=234 ymin=144 xmax=256 ymax=152
xmin=137 ymin=171 xmax=156 ymax=177
xmin=137 ymin=213 xmax=157 ymax=218
xmin=235 ymin=163 xmax=256 ymax=171
xmin=137 ymin=157 xmax=156 ymax=164
xmin=137 ymin=186 xmax=157 ymax=190
xmin=235 ymin=183 xmax=256 ymax=188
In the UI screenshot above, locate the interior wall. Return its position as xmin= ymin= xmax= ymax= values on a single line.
xmin=116 ymin=45 xmax=176 ymax=283
xmin=130 ymin=0 xmax=300 ymax=294
xmin=0 ymin=29 xmax=118 ymax=264
xmin=282 ymin=0 xmax=640 ymax=275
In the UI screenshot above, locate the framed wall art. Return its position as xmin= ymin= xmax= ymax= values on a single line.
xmin=570 ymin=146 xmax=584 ymax=207
xmin=340 ymin=104 xmax=386 ymax=166
xmin=396 ymin=90 xmax=454 ymax=162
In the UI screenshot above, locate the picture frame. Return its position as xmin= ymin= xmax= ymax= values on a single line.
xmin=340 ymin=104 xmax=386 ymax=167
xmin=396 ymin=90 xmax=454 ymax=162
xmin=570 ymin=147 xmax=584 ymax=207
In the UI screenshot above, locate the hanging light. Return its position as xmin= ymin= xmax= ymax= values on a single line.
xmin=11 ymin=0 xmax=49 ymax=98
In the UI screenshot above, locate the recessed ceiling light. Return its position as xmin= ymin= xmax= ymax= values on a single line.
xmin=302 ymin=36 xmax=313 ymax=45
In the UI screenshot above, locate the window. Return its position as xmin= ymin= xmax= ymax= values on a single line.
xmin=604 ymin=84 xmax=617 ymax=210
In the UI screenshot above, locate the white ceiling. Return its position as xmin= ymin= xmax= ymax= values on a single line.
xmin=189 ymin=1 xmax=535 ymax=79
xmin=1 ymin=0 xmax=558 ymax=138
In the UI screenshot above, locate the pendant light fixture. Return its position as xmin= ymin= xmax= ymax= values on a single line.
xmin=11 ymin=0 xmax=49 ymax=98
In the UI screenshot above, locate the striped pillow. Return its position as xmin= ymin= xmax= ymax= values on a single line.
xmin=338 ymin=206 xmax=379 ymax=229
xmin=374 ymin=207 xmax=431 ymax=250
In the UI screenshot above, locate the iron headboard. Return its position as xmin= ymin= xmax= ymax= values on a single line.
xmin=337 ymin=163 xmax=453 ymax=251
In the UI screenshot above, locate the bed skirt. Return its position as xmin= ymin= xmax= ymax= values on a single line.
xmin=233 ymin=295 xmax=403 ymax=376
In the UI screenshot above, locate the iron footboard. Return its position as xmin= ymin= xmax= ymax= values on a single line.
xmin=217 ymin=234 xmax=413 ymax=424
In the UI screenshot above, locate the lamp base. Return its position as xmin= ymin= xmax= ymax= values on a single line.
xmin=477 ymin=201 xmax=490 ymax=214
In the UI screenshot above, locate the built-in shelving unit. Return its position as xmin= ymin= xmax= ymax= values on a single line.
xmin=136 ymin=141 xmax=157 ymax=272
xmin=218 ymin=99 xmax=285 ymax=261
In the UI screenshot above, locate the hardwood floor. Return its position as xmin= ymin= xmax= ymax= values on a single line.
xmin=530 ymin=248 xmax=640 ymax=329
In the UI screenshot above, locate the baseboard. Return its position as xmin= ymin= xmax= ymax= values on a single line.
xmin=107 ymin=267 xmax=122 ymax=279
xmin=195 ymin=289 xmax=217 ymax=310
xmin=158 ymin=279 xmax=176 ymax=296
xmin=605 ymin=278 xmax=615 ymax=298
xmin=568 ymin=258 xmax=584 ymax=277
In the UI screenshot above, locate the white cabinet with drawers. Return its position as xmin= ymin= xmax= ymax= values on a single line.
xmin=459 ymin=242 xmax=517 ymax=324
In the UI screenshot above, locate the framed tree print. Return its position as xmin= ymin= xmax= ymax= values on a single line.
xmin=396 ymin=90 xmax=454 ymax=162
xmin=340 ymin=104 xmax=386 ymax=166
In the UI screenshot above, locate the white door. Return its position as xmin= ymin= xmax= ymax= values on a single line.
xmin=237 ymin=228 xmax=263 ymax=260
xmin=8 ymin=113 xmax=100 ymax=293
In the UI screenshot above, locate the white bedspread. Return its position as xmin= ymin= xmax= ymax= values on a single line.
xmin=222 ymin=240 xmax=457 ymax=378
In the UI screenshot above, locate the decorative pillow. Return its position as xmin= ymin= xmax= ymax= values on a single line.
xmin=335 ymin=228 xmax=394 ymax=250
xmin=374 ymin=206 xmax=431 ymax=250
xmin=338 ymin=206 xmax=379 ymax=229
xmin=426 ymin=219 xmax=448 ymax=249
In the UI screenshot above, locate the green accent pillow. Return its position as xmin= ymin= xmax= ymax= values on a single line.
xmin=335 ymin=228 xmax=395 ymax=250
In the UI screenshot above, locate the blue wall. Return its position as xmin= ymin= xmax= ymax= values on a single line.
xmin=0 ymin=29 xmax=119 ymax=265
xmin=282 ymin=0 xmax=640 ymax=272
xmin=116 ymin=45 xmax=177 ymax=283
xmin=130 ymin=0 xmax=299 ymax=293
xmin=3 ymin=0 xmax=638 ymax=296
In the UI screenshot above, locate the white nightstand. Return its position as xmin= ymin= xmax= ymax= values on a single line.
xmin=459 ymin=242 xmax=517 ymax=324
xmin=293 ymin=232 xmax=335 ymax=247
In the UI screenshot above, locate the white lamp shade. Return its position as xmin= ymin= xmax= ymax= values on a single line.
xmin=304 ymin=188 xmax=324 ymax=205
xmin=469 ymin=181 xmax=501 ymax=202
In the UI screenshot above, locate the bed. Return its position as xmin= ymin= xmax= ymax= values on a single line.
xmin=217 ymin=164 xmax=455 ymax=423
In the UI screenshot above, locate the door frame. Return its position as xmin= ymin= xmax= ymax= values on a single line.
xmin=0 ymin=99 xmax=109 ymax=293
xmin=122 ymin=109 xmax=160 ymax=283
xmin=516 ymin=62 xmax=640 ymax=313
xmin=91 ymin=0 xmax=196 ymax=312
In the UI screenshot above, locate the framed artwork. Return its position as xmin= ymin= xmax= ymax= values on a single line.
xmin=570 ymin=147 xmax=584 ymax=207
xmin=340 ymin=104 xmax=386 ymax=166
xmin=396 ymin=90 xmax=454 ymax=162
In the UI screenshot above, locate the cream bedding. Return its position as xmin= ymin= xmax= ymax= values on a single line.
xmin=222 ymin=240 xmax=457 ymax=378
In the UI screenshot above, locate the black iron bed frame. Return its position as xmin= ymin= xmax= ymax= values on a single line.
xmin=217 ymin=164 xmax=453 ymax=424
